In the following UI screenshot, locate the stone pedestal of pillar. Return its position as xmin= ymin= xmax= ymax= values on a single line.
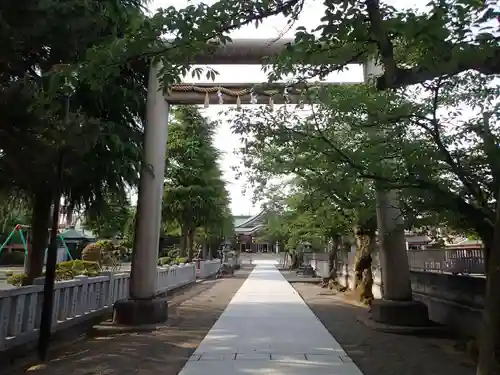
xmin=113 ymin=63 xmax=169 ymax=326
xmin=368 ymin=189 xmax=430 ymax=329
xmin=113 ymin=298 xmax=168 ymax=325
xmin=370 ymin=299 xmax=429 ymax=326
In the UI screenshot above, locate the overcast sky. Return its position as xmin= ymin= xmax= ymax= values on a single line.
xmin=147 ymin=0 xmax=425 ymax=216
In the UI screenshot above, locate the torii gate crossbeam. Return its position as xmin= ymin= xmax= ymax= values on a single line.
xmin=189 ymin=38 xmax=293 ymax=64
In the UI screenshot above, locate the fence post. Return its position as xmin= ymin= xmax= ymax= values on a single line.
xmin=74 ymin=276 xmax=89 ymax=315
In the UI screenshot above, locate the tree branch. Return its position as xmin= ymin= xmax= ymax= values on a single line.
xmin=416 ymin=80 xmax=489 ymax=207
xmin=363 ymin=0 xmax=500 ymax=90
xmin=377 ymin=43 xmax=500 ymax=90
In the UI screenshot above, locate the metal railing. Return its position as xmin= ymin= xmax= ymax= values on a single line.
xmin=407 ymin=248 xmax=485 ymax=275
xmin=286 ymin=247 xmax=487 ymax=276
xmin=320 ymin=248 xmax=486 ymax=276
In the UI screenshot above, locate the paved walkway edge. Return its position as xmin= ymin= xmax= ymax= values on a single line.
xmin=177 ymin=263 xmax=364 ymax=375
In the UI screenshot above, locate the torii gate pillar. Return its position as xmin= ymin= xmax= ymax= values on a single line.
xmin=363 ymin=61 xmax=430 ymax=329
xmin=113 ymin=63 xmax=170 ymax=325
xmin=113 ymin=39 xmax=295 ymax=325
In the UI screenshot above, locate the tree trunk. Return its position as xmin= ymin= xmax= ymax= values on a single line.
xmin=290 ymin=251 xmax=302 ymax=269
xmin=327 ymin=235 xmax=341 ymax=280
xmin=187 ymin=229 xmax=195 ymax=262
xmin=482 ymin=230 xmax=494 ymax=277
xmin=179 ymin=226 xmax=187 ymax=257
xmin=202 ymin=242 xmax=208 ymax=259
xmin=24 ymin=190 xmax=52 ymax=285
xmin=476 ymin=192 xmax=500 ymax=375
xmin=353 ymin=225 xmax=375 ymax=305
xmin=65 ymin=204 xmax=74 ymax=227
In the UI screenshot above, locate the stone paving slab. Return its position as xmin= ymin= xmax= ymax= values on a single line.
xmin=177 ymin=264 xmax=363 ymax=375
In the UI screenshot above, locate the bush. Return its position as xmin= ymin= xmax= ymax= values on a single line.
xmin=81 ymin=242 xmax=102 ymax=263
xmin=175 ymin=257 xmax=188 ymax=264
xmin=168 ymin=247 xmax=180 ymax=259
xmin=157 ymin=256 xmax=190 ymax=266
xmin=158 ymin=257 xmax=171 ymax=266
xmin=81 ymin=240 xmax=124 ymax=269
xmin=95 ymin=240 xmax=116 ymax=265
xmin=159 ymin=246 xmax=180 ymax=259
xmin=118 ymin=240 xmax=133 ymax=262
xmin=7 ymin=260 xmax=104 ymax=286
xmin=7 ymin=273 xmax=28 ymax=286
xmin=58 ymin=259 xmax=100 ymax=273
xmin=119 ymin=239 xmax=133 ymax=249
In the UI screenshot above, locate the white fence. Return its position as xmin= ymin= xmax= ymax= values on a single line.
xmin=195 ymin=259 xmax=221 ymax=279
xmin=0 ymin=260 xmax=219 ymax=352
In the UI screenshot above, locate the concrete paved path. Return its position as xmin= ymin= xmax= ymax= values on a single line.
xmin=178 ymin=263 xmax=363 ymax=375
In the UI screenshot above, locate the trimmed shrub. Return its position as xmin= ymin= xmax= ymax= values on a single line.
xmin=175 ymin=257 xmax=188 ymax=264
xmin=81 ymin=240 xmax=124 ymax=269
xmin=168 ymin=247 xmax=180 ymax=259
xmin=81 ymin=242 xmax=102 ymax=263
xmin=158 ymin=257 xmax=171 ymax=266
xmin=157 ymin=256 xmax=190 ymax=266
xmin=7 ymin=273 xmax=28 ymax=286
xmin=7 ymin=260 xmax=103 ymax=286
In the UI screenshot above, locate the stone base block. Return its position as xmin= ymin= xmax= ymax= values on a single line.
xmin=113 ymin=298 xmax=168 ymax=326
xmin=357 ymin=314 xmax=448 ymax=336
xmin=370 ymin=299 xmax=429 ymax=327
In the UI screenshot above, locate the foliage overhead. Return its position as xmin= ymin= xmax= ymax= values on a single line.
xmin=162 ymin=106 xmax=232 ymax=256
xmin=0 ymin=192 xmax=31 ymax=236
xmin=0 ymin=0 xmax=149 ymax=282
xmin=230 ymin=70 xmax=499 ymax=248
xmin=265 ymin=0 xmax=500 ymax=90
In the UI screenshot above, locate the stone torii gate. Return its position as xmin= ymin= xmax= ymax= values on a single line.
xmin=113 ymin=39 xmax=429 ymax=328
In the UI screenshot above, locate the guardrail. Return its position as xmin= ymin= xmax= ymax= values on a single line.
xmin=304 ymin=248 xmax=486 ymax=277
xmin=0 ymin=260 xmax=220 ymax=352
xmin=407 ymin=248 xmax=485 ymax=274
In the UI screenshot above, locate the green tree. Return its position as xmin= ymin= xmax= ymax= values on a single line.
xmin=79 ymin=0 xmax=305 ymax=87
xmin=253 ymin=3 xmax=500 ymax=363
xmin=195 ymin=174 xmax=234 ymax=259
xmin=84 ymin=194 xmax=134 ymax=239
xmin=0 ymin=0 xmax=310 ymax=281
xmin=232 ymin=74 xmax=498 ymax=247
xmin=266 ymin=0 xmax=499 ymax=90
xmin=0 ymin=191 xmax=31 ymax=237
xmin=231 ymin=69 xmax=499 ymax=373
xmin=0 ymin=0 xmax=147 ymax=283
xmin=2 ymin=0 xmax=295 ymax=279
xmin=162 ymin=106 xmax=232 ymax=261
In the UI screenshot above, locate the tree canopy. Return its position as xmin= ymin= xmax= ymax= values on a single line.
xmin=84 ymin=194 xmax=135 ymax=239
xmin=2 ymin=0 xmax=500 ymax=372
xmin=231 ymin=70 xmax=499 ymax=249
xmin=230 ymin=60 xmax=499 ymax=375
xmin=162 ymin=106 xmax=232 ymax=260
xmin=265 ymin=0 xmax=499 ymax=90
xmin=0 ymin=0 xmax=148 ymax=282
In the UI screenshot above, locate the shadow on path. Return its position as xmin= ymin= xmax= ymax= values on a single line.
xmin=2 ymin=269 xmax=251 ymax=375
xmin=294 ymin=282 xmax=476 ymax=375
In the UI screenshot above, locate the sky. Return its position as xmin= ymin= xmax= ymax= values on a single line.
xmin=147 ymin=0 xmax=425 ymax=216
